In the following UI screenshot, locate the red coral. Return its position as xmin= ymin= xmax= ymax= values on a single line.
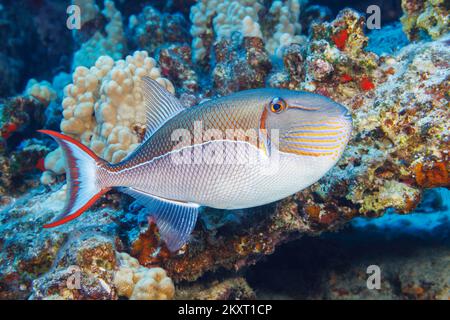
xmin=359 ymin=77 xmax=375 ymax=91
xmin=331 ymin=29 xmax=348 ymax=50
xmin=1 ymin=123 xmax=18 ymax=139
xmin=35 ymin=158 xmax=46 ymax=171
xmin=340 ymin=74 xmax=353 ymax=83
xmin=414 ymin=162 xmax=449 ymax=188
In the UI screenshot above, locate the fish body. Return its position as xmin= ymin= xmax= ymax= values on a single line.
xmin=40 ymin=77 xmax=352 ymax=251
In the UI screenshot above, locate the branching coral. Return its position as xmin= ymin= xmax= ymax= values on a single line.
xmin=265 ymin=0 xmax=306 ymax=56
xmin=72 ymin=0 xmax=126 ymax=68
xmin=24 ymin=79 xmax=57 ymax=107
xmin=114 ymin=252 xmax=175 ymax=300
xmin=43 ymin=50 xmax=175 ymax=177
xmin=190 ymin=0 xmax=307 ymax=63
xmin=190 ymin=0 xmax=263 ymax=62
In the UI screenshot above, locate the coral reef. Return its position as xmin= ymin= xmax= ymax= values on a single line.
xmin=190 ymin=0 xmax=263 ymax=63
xmin=323 ymin=246 xmax=449 ymax=300
xmin=189 ymin=0 xmax=307 ymax=65
xmin=264 ymin=0 xmax=306 ymax=56
xmin=43 ymin=51 xmax=175 ymax=177
xmin=247 ymin=205 xmax=449 ymax=300
xmin=0 ymin=0 xmax=449 ymax=301
xmin=72 ymin=0 xmax=126 ymax=68
xmin=128 ymin=5 xmax=190 ymax=55
xmin=157 ymin=44 xmax=199 ymax=93
xmin=213 ymin=34 xmax=272 ymax=95
xmin=366 ymin=22 xmax=409 ymax=56
xmin=0 ymin=184 xmax=120 ymax=299
xmin=116 ymin=22 xmax=450 ymax=282
xmin=400 ymin=0 xmax=449 ymax=41
xmin=0 ymin=138 xmax=50 ymax=197
xmin=30 ymin=235 xmax=117 ymax=300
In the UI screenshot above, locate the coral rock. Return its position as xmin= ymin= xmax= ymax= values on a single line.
xmin=213 ymin=34 xmax=272 ymax=95
xmin=400 ymin=0 xmax=449 ymax=41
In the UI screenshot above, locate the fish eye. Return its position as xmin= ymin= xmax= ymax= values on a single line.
xmin=270 ymin=98 xmax=286 ymax=113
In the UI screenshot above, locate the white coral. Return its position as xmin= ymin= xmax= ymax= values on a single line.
xmin=72 ymin=0 xmax=99 ymax=28
xmin=190 ymin=0 xmax=306 ymax=60
xmin=190 ymin=0 xmax=263 ymax=61
xmin=72 ymin=0 xmax=126 ymax=68
xmin=242 ymin=16 xmax=262 ymax=38
xmin=43 ymin=50 xmax=174 ymax=177
xmin=266 ymin=0 xmax=306 ymax=56
xmin=114 ymin=252 xmax=175 ymax=300
xmin=24 ymin=79 xmax=57 ymax=106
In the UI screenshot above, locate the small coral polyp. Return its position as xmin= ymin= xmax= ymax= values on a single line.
xmin=43 ymin=51 xmax=175 ymax=177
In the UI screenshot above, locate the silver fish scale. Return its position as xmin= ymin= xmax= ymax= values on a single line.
xmin=113 ymin=91 xmax=269 ymax=171
xmin=110 ymin=139 xmax=295 ymax=209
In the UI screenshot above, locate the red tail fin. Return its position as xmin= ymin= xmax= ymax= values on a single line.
xmin=38 ymin=130 xmax=111 ymax=228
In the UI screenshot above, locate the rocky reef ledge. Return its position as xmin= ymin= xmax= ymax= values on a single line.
xmin=0 ymin=2 xmax=449 ymax=299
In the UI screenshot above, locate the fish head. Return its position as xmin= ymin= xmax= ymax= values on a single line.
xmin=260 ymin=89 xmax=352 ymax=162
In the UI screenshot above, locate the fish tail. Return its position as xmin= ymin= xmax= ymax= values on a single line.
xmin=38 ymin=130 xmax=111 ymax=228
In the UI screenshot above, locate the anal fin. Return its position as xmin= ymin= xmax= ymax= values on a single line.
xmin=120 ymin=187 xmax=199 ymax=252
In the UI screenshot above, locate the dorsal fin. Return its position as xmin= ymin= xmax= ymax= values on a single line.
xmin=140 ymin=76 xmax=184 ymax=140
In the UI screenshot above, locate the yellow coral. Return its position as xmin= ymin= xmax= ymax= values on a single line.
xmin=401 ymin=0 xmax=449 ymax=40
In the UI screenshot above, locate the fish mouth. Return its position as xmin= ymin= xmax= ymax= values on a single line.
xmin=279 ymin=115 xmax=352 ymax=159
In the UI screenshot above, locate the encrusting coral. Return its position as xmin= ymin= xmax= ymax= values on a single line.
xmin=213 ymin=34 xmax=272 ymax=95
xmin=400 ymin=0 xmax=449 ymax=41
xmin=114 ymin=252 xmax=175 ymax=300
xmin=43 ymin=50 xmax=175 ymax=177
xmin=128 ymin=5 xmax=190 ymax=55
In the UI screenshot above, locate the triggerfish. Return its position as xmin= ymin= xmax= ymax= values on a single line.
xmin=39 ymin=77 xmax=352 ymax=251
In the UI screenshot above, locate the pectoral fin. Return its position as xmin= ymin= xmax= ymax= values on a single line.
xmin=120 ymin=187 xmax=199 ymax=252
